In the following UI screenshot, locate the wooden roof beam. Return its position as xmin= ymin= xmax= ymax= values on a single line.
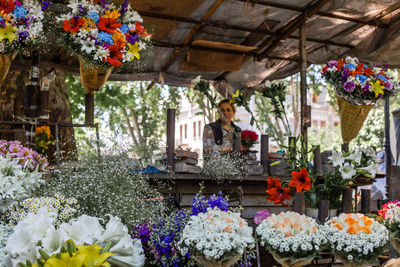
xmin=256 ymin=0 xmax=331 ymax=61
xmin=159 ymin=0 xmax=225 ymax=73
xmin=236 ymin=0 xmax=390 ymax=28
xmin=139 ymin=10 xmax=353 ymax=49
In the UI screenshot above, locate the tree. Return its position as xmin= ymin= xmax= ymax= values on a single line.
xmin=66 ymin=74 xmax=181 ymax=165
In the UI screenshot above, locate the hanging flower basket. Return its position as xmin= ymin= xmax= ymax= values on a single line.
xmin=323 ymin=57 xmax=398 ymax=144
xmin=79 ymin=56 xmax=113 ymax=93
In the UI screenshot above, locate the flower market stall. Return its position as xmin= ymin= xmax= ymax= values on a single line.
xmin=0 ymin=0 xmax=400 ymax=266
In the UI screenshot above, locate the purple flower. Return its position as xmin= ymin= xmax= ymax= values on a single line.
xmin=344 ymin=81 xmax=356 ymax=92
xmin=119 ymin=0 xmax=129 ymax=15
xmin=328 ymin=60 xmax=338 ymax=67
xmin=0 ymin=20 xmax=5 ymax=29
xmin=41 ymin=0 xmax=50 ymax=11
xmin=385 ymin=82 xmax=393 ymax=90
xmin=342 ymin=68 xmax=350 ymax=81
xmin=363 ymin=82 xmax=371 ymax=93
xmin=126 ymin=33 xmax=139 ymax=44
xmin=18 ymin=31 xmax=29 ymax=41
xmin=78 ymin=4 xmax=87 ymax=16
xmin=254 ymin=210 xmax=271 ymax=225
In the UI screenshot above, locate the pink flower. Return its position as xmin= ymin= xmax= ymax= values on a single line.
xmin=254 ymin=210 xmax=271 ymax=225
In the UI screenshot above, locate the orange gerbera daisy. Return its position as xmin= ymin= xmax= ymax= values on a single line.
xmin=266 ymin=179 xmax=291 ymax=206
xmin=62 ymin=17 xmax=84 ymax=33
xmin=98 ymin=17 xmax=122 ymax=34
xmin=107 ymin=45 xmax=122 ymax=67
xmin=289 ymin=168 xmax=311 ymax=192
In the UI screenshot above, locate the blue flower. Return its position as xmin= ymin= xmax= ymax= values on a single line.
xmin=356 ymin=74 xmax=367 ymax=84
xmin=378 ymin=74 xmax=388 ymax=82
xmin=13 ymin=6 xmax=27 ymax=19
xmin=87 ymin=12 xmax=99 ymax=23
xmin=120 ymin=24 xmax=129 ymax=33
xmin=98 ymin=31 xmax=113 ymax=45
xmin=344 ymin=63 xmax=356 ymax=70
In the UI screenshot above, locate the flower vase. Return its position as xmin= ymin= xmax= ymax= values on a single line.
xmin=336 ymin=95 xmax=374 ymax=144
xmin=271 ymin=252 xmax=314 ymax=267
xmin=192 ymin=254 xmax=242 ymax=267
xmin=0 ymin=52 xmax=17 ymax=82
xmin=78 ymin=56 xmax=113 ymax=93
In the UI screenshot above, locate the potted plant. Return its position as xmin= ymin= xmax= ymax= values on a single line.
xmin=241 ymin=130 xmax=258 ymax=155
xmin=377 ymin=200 xmax=400 ymax=253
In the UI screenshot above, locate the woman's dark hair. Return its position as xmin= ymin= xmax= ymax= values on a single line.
xmin=217 ymin=99 xmax=236 ymax=113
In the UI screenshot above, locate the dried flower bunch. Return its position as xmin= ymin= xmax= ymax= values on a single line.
xmin=202 ymin=152 xmax=247 ymax=183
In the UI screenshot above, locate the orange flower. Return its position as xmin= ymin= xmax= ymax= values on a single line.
xmin=98 ymin=17 xmax=122 ymax=34
xmin=107 ymin=45 xmax=122 ymax=67
xmin=289 ymin=168 xmax=311 ymax=192
xmin=266 ymin=180 xmax=291 ymax=206
xmin=334 ymin=224 xmax=343 ymax=230
xmin=36 ymin=126 xmax=51 ymax=138
xmin=0 ymin=0 xmax=14 ymax=14
xmin=266 ymin=177 xmax=281 ymax=190
xmin=134 ymin=21 xmax=149 ymax=36
xmin=63 ymin=17 xmax=84 ymax=33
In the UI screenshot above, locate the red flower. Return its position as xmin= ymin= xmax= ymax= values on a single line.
xmin=107 ymin=45 xmax=122 ymax=67
xmin=364 ymin=68 xmax=374 ymax=76
xmin=98 ymin=17 xmax=122 ymax=34
xmin=134 ymin=21 xmax=149 ymax=36
xmin=266 ymin=178 xmax=291 ymax=206
xmin=62 ymin=17 xmax=84 ymax=33
xmin=289 ymin=168 xmax=311 ymax=192
xmin=322 ymin=65 xmax=329 ymax=74
xmin=0 ymin=0 xmax=15 ymax=14
xmin=241 ymin=130 xmax=258 ymax=141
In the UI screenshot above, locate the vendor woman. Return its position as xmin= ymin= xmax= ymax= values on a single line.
xmin=203 ymin=99 xmax=242 ymax=155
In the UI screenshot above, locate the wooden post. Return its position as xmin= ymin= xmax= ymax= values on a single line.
xmin=342 ymin=188 xmax=353 ymax=213
xmin=318 ymin=199 xmax=330 ymax=223
xmin=39 ymin=91 xmax=49 ymax=122
xmin=85 ymin=93 xmax=94 ymax=125
xmin=260 ymin=134 xmax=269 ymax=174
xmin=293 ymin=192 xmax=305 ymax=214
xmin=388 ymin=165 xmax=400 ymax=201
xmin=313 ymin=145 xmax=323 ymax=177
xmin=342 ymin=143 xmax=349 ymax=153
xmin=299 ymin=20 xmax=308 ymax=146
xmin=55 ymin=122 xmax=60 ymax=166
xmin=166 ymin=109 xmax=175 ymax=172
xmin=361 ymin=189 xmax=370 ymax=214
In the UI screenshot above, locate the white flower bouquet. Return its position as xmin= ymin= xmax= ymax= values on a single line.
xmin=256 ymin=211 xmax=327 ymax=267
xmin=6 ymin=194 xmax=78 ymax=227
xmin=378 ymin=200 xmax=400 ymax=253
xmin=329 ymin=147 xmax=378 ymax=180
xmin=57 ymin=0 xmax=150 ymax=68
xmin=324 ymin=213 xmax=388 ymax=267
xmin=0 ymin=156 xmax=45 ymax=211
xmin=6 ymin=208 xmax=145 ymax=267
xmin=179 ymin=207 xmax=254 ymax=267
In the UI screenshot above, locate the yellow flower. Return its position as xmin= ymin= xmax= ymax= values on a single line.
xmin=127 ymin=42 xmax=140 ymax=60
xmin=0 ymin=24 xmax=17 ymax=43
xmin=44 ymin=252 xmax=86 ymax=267
xmin=370 ymin=80 xmax=385 ymax=98
xmin=103 ymin=10 xmax=121 ymax=19
xmin=77 ymin=244 xmax=114 ymax=267
xmin=82 ymin=18 xmax=95 ymax=31
xmin=230 ymin=89 xmax=240 ymax=104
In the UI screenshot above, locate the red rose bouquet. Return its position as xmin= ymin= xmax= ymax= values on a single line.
xmin=241 ymin=130 xmax=258 ymax=150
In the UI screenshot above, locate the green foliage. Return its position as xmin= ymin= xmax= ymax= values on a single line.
xmin=66 ymin=74 xmax=181 ymax=165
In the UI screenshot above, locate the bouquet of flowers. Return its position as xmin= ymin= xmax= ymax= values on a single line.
xmin=329 ymin=147 xmax=378 ymax=181
xmin=241 ymin=130 xmax=258 ymax=151
xmin=256 ymin=211 xmax=327 ymax=267
xmin=6 ymin=208 xmax=145 ymax=267
xmin=202 ymin=152 xmax=247 ymax=183
xmin=324 ymin=213 xmax=388 ymax=267
xmin=35 ymin=125 xmax=53 ymax=155
xmin=0 ymin=140 xmax=48 ymax=172
xmin=178 ymin=207 xmax=255 ymax=267
xmin=378 ymin=200 xmax=400 ymax=253
xmin=0 ymin=155 xmax=45 ymax=211
xmin=0 ymin=0 xmax=48 ymax=80
xmin=57 ymin=0 xmax=149 ymax=83
xmin=322 ymin=57 xmax=397 ymax=144
xmin=6 ymin=194 xmax=78 ymax=227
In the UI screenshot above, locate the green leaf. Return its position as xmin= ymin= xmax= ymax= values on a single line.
xmin=270 ymin=160 xmax=281 ymax=166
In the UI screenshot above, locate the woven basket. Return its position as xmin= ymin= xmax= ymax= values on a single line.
xmin=337 ymin=95 xmax=374 ymax=144
xmin=192 ymin=254 xmax=242 ymax=267
xmin=270 ymin=252 xmax=315 ymax=267
xmin=78 ymin=56 xmax=112 ymax=93
xmin=0 ymin=52 xmax=17 ymax=81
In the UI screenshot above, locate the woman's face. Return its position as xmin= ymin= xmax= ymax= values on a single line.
xmin=219 ymin=102 xmax=235 ymax=123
